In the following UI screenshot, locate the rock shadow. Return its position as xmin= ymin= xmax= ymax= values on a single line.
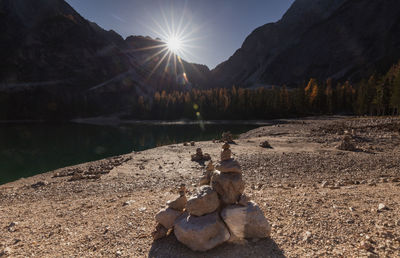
xmin=148 ymin=234 xmax=285 ymax=258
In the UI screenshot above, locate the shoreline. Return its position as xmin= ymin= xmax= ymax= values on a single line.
xmin=0 ymin=116 xmax=399 ymax=257
xmin=0 ymin=115 xmax=353 ymax=187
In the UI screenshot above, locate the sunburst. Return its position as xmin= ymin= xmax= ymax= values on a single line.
xmin=135 ymin=3 xmax=205 ymax=85
xmin=166 ymin=36 xmax=182 ymax=53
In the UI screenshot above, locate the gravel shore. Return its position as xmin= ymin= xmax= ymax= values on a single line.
xmin=1 ymin=116 xmax=399 ymax=257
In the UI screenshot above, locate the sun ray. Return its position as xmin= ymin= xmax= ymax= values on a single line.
xmin=125 ymin=44 xmax=165 ymax=53
xmin=164 ymin=51 xmax=173 ymax=74
xmin=143 ymin=47 xmax=168 ymax=64
xmin=146 ymin=49 xmax=170 ymax=81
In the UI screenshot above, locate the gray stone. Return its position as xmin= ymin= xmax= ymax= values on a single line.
xmin=215 ymin=159 xmax=241 ymax=173
xmin=221 ymin=201 xmax=271 ymax=240
xmin=211 ymin=171 xmax=244 ymax=204
xmin=186 ymin=185 xmax=220 ymax=216
xmin=155 ymin=207 xmax=182 ymax=229
xmin=174 ymin=212 xmax=230 ymax=252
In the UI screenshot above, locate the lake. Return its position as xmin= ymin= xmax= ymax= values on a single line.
xmin=0 ymin=122 xmax=260 ymax=185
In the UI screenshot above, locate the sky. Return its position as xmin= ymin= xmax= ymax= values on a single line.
xmin=65 ymin=0 xmax=295 ymax=69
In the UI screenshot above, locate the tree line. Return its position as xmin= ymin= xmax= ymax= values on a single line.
xmin=1 ymin=61 xmax=399 ymax=121
xmin=131 ymin=60 xmax=400 ymax=120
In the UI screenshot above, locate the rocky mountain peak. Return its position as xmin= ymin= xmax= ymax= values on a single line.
xmin=212 ymin=0 xmax=400 ymax=87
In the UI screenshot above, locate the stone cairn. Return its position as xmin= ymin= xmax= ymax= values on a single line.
xmin=191 ymin=148 xmax=211 ymax=162
xmin=221 ymin=131 xmax=235 ymax=144
xmin=337 ymin=135 xmax=357 ymax=151
xmin=260 ymin=140 xmax=273 ymax=149
xmin=152 ymin=143 xmax=271 ymax=252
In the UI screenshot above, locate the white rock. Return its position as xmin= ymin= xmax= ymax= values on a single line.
xmin=303 ymin=231 xmax=312 ymax=242
xmin=378 ymin=203 xmax=387 ymax=211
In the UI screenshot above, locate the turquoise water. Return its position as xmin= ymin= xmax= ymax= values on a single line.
xmin=0 ymin=122 xmax=258 ymax=184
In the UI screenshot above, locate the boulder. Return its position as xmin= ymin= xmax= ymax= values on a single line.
xmin=211 ymin=171 xmax=244 ymax=204
xmin=215 ymin=159 xmax=241 ymax=173
xmin=186 ymin=186 xmax=220 ymax=216
xmin=221 ymin=202 xmax=271 ymax=239
xmin=155 ymin=207 xmax=182 ymax=229
xmin=174 ymin=212 xmax=230 ymax=252
xmin=166 ymin=195 xmax=187 ymax=211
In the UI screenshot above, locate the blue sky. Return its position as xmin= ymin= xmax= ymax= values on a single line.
xmin=65 ymin=0 xmax=295 ymax=69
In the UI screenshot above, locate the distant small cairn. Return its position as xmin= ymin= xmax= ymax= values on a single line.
xmin=221 ymin=131 xmax=235 ymax=144
xmin=191 ymin=148 xmax=211 ymax=162
xmin=260 ymin=140 xmax=273 ymax=149
xmin=152 ymin=143 xmax=271 ymax=252
xmin=337 ymin=135 xmax=357 ymax=151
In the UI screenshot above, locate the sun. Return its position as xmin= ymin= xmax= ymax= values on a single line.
xmin=167 ymin=36 xmax=182 ymax=53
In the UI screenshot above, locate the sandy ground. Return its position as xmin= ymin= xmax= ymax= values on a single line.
xmin=0 ymin=116 xmax=399 ymax=257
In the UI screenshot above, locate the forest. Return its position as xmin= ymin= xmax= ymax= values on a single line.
xmin=1 ymin=61 xmax=400 ymax=121
xmin=132 ymin=61 xmax=400 ymax=120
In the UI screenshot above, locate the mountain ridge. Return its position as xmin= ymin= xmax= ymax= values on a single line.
xmin=211 ymin=0 xmax=400 ymax=87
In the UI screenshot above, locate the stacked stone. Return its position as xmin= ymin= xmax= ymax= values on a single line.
xmin=221 ymin=131 xmax=235 ymax=144
xmin=199 ymin=161 xmax=214 ymax=186
xmin=191 ymin=148 xmax=211 ymax=162
xmin=337 ymin=135 xmax=356 ymax=151
xmin=152 ymin=186 xmax=187 ymax=240
xmin=153 ymin=144 xmax=271 ymax=252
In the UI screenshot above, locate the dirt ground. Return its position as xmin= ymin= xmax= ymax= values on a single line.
xmin=0 ymin=116 xmax=399 ymax=257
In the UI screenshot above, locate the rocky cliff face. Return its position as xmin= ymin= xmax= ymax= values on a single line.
xmin=212 ymin=0 xmax=400 ymax=87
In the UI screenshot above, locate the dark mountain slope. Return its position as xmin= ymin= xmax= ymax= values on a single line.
xmin=0 ymin=0 xmax=210 ymax=119
xmin=212 ymin=0 xmax=400 ymax=87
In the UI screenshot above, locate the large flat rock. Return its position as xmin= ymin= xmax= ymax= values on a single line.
xmin=174 ymin=212 xmax=230 ymax=252
xmin=221 ymin=201 xmax=271 ymax=240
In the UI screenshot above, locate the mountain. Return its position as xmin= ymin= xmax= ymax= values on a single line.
xmin=0 ymin=0 xmax=210 ymax=119
xmin=211 ymin=0 xmax=400 ymax=87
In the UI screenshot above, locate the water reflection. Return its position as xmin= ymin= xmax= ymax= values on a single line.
xmin=0 ymin=123 xmax=258 ymax=184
